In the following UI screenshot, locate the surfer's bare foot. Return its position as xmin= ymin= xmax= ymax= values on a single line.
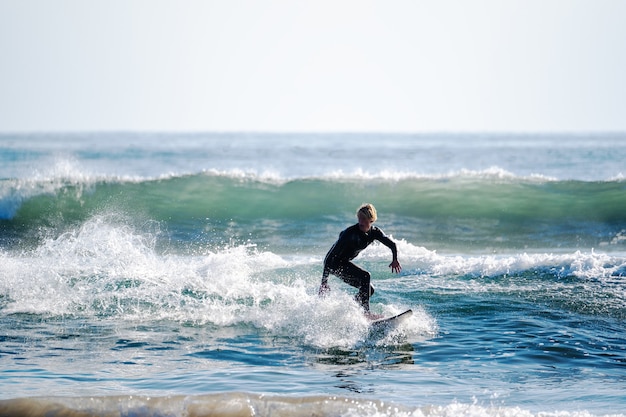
xmin=365 ymin=312 xmax=383 ymax=320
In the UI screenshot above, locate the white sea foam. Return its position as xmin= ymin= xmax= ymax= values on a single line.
xmin=0 ymin=215 xmax=437 ymax=348
xmin=0 ymin=394 xmax=621 ymax=417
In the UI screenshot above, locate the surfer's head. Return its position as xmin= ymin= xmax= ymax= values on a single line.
xmin=357 ymin=203 xmax=377 ymax=222
xmin=357 ymin=203 xmax=377 ymax=232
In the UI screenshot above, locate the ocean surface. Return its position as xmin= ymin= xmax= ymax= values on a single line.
xmin=0 ymin=133 xmax=625 ymax=416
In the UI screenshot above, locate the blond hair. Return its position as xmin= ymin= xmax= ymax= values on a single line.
xmin=356 ymin=203 xmax=377 ymax=222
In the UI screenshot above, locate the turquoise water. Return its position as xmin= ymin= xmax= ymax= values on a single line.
xmin=0 ymin=133 xmax=625 ymax=416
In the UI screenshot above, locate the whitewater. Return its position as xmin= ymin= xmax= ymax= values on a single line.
xmin=0 ymin=133 xmax=625 ymax=416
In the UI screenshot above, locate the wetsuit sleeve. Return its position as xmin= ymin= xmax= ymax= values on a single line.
xmin=373 ymin=227 xmax=398 ymax=260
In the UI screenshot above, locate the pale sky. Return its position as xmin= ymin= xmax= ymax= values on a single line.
xmin=1 ymin=0 xmax=625 ymax=133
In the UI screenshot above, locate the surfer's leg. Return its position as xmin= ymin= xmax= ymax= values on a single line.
xmin=319 ymin=266 xmax=331 ymax=297
xmin=336 ymin=262 xmax=373 ymax=311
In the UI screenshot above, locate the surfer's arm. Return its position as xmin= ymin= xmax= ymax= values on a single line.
xmin=375 ymin=230 xmax=402 ymax=274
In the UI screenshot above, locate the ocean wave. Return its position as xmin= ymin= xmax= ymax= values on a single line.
xmin=2 ymin=170 xmax=625 ymax=259
xmin=2 ymin=163 xmax=562 ymax=192
xmin=2 ymin=169 xmax=625 ymax=219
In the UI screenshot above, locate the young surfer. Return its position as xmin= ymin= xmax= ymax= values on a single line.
xmin=318 ymin=203 xmax=402 ymax=316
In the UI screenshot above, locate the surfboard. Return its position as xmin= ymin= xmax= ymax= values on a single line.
xmin=369 ymin=309 xmax=412 ymax=332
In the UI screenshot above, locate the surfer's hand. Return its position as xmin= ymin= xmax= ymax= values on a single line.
xmin=389 ymin=259 xmax=402 ymax=274
xmin=318 ymin=282 xmax=330 ymax=297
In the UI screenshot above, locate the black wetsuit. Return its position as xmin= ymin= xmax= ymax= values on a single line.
xmin=321 ymin=224 xmax=398 ymax=311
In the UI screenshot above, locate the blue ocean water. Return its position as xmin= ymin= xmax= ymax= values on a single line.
xmin=0 ymin=133 xmax=625 ymax=416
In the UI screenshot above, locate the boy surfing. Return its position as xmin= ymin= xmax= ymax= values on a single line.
xmin=318 ymin=203 xmax=402 ymax=317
